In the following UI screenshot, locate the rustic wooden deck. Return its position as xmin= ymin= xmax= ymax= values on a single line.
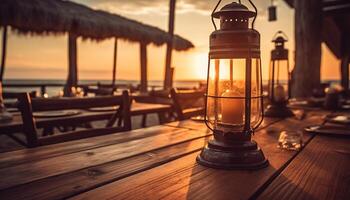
xmin=0 ymin=109 xmax=349 ymax=200
xmin=0 ymin=102 xmax=172 ymax=135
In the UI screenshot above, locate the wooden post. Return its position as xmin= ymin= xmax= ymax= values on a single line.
xmin=292 ymin=0 xmax=322 ymax=97
xmin=169 ymin=67 xmax=174 ymax=87
xmin=64 ymin=32 xmax=78 ymax=96
xmin=340 ymin=55 xmax=349 ymax=93
xmin=140 ymin=42 xmax=148 ymax=93
xmin=112 ymin=38 xmax=118 ymax=86
xmin=0 ymin=26 xmax=8 ymax=82
xmin=164 ymin=0 xmax=176 ymax=90
xmin=340 ymin=35 xmax=350 ymax=95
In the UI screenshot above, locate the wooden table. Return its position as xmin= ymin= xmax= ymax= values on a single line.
xmin=0 ymin=109 xmax=349 ymax=200
xmin=0 ymin=102 xmax=172 ymax=135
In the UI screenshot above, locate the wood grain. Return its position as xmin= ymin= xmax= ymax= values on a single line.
xmin=257 ymin=136 xmax=350 ymax=200
xmin=0 ymin=102 xmax=171 ymax=135
xmin=0 ymin=128 xmax=210 ymax=190
xmin=70 ymin=112 xmax=327 ymax=200
xmin=0 ymin=137 xmax=210 ymax=200
xmin=164 ymin=117 xmax=281 ymax=131
xmin=0 ymin=125 xmax=185 ymax=168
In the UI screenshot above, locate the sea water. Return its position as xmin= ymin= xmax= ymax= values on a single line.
xmin=2 ymin=79 xmax=206 ymax=97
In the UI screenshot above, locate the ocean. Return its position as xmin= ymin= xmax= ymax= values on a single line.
xmin=2 ymin=79 xmax=342 ymax=97
xmin=2 ymin=79 xmax=206 ymax=97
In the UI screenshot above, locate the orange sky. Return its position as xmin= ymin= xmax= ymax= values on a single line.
xmin=1 ymin=0 xmax=341 ymax=81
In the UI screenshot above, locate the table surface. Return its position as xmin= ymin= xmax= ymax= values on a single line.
xmin=0 ymin=102 xmax=172 ymax=134
xmin=0 ymin=109 xmax=349 ymax=200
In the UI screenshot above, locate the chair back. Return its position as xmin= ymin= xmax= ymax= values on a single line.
xmin=170 ymin=88 xmax=205 ymax=120
xmin=83 ymin=85 xmax=116 ymax=96
xmin=17 ymin=91 xmax=131 ymax=147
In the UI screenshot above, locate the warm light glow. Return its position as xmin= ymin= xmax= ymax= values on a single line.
xmin=208 ymin=59 xmax=245 ymax=81
xmin=206 ymin=58 xmax=263 ymax=131
xmin=2 ymin=1 xmax=341 ymax=82
xmin=192 ymin=53 xmax=209 ymax=80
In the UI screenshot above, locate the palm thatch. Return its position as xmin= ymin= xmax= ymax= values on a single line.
xmin=0 ymin=0 xmax=194 ymax=51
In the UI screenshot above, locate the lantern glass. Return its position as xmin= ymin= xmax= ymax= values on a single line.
xmin=206 ymin=57 xmax=263 ymax=133
xmin=268 ymin=59 xmax=290 ymax=103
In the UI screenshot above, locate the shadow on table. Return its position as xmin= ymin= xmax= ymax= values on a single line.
xmin=184 ymin=164 xmax=316 ymax=200
xmin=254 ymin=173 xmax=318 ymax=200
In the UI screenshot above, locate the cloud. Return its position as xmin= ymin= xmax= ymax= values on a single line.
xmin=72 ymin=0 xmax=269 ymax=16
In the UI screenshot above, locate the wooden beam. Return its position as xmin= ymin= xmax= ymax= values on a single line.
xmin=64 ymin=33 xmax=78 ymax=97
xmin=164 ymin=0 xmax=176 ymax=90
xmin=322 ymin=17 xmax=342 ymax=58
xmin=323 ymin=0 xmax=350 ymax=14
xmin=140 ymin=43 xmax=148 ymax=93
xmin=112 ymin=38 xmax=118 ymax=86
xmin=284 ymin=0 xmax=293 ymax=7
xmin=0 ymin=26 xmax=8 ymax=82
xmin=292 ymin=0 xmax=323 ymax=97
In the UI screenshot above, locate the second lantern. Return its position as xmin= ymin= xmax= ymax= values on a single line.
xmin=265 ymin=31 xmax=294 ymax=118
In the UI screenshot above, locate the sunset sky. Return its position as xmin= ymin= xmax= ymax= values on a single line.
xmin=1 ymin=0 xmax=341 ymax=81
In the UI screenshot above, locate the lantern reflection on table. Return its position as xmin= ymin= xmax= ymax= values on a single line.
xmin=196 ymin=0 xmax=268 ymax=170
xmin=265 ymin=31 xmax=294 ymax=118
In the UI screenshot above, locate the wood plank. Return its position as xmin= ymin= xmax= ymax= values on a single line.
xmin=257 ymin=135 xmax=350 ymax=200
xmin=0 ymin=137 xmax=210 ymax=200
xmin=0 ymin=125 xmax=188 ymax=169
xmin=70 ymin=111 xmax=328 ymax=200
xmin=130 ymin=102 xmax=171 ymax=115
xmin=0 ymin=128 xmax=210 ymax=190
xmin=31 ymin=95 xmax=124 ymax=111
xmin=164 ymin=117 xmax=282 ymax=131
xmin=0 ymin=103 xmax=171 ymax=135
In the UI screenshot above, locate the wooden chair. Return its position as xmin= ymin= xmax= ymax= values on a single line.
xmin=82 ymin=86 xmax=116 ymax=96
xmin=3 ymin=91 xmax=37 ymax=109
xmin=3 ymin=91 xmax=37 ymax=99
xmin=16 ymin=91 xmax=131 ymax=148
xmin=170 ymin=88 xmax=205 ymax=120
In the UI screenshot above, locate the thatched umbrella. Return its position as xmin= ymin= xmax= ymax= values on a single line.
xmin=0 ymin=0 xmax=194 ymax=94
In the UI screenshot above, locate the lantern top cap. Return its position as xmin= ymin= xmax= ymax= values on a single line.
xmin=212 ymin=2 xmax=256 ymax=19
xmin=272 ymin=31 xmax=288 ymax=43
xmin=272 ymin=36 xmax=287 ymax=43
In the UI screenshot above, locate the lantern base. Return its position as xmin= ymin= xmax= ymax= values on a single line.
xmin=196 ymin=139 xmax=268 ymax=170
xmin=264 ymin=104 xmax=294 ymax=118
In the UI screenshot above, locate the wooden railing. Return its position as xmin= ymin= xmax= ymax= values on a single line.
xmin=2 ymin=83 xmax=167 ymax=97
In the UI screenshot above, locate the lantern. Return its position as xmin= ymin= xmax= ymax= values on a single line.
xmin=265 ymin=31 xmax=294 ymax=118
xmin=196 ymin=0 xmax=268 ymax=169
xmin=268 ymin=0 xmax=277 ymax=22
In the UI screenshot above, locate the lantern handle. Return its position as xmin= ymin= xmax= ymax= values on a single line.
xmin=272 ymin=30 xmax=289 ymax=41
xmin=248 ymin=0 xmax=258 ymax=29
xmin=211 ymin=0 xmax=222 ymax=30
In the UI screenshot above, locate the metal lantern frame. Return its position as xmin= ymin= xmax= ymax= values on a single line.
xmin=197 ymin=0 xmax=268 ymax=170
xmin=265 ymin=30 xmax=294 ymax=118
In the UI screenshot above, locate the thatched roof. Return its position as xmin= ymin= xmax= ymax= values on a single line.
xmin=0 ymin=0 xmax=194 ymax=51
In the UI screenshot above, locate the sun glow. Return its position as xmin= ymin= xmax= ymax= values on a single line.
xmin=191 ymin=53 xmax=208 ymax=80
